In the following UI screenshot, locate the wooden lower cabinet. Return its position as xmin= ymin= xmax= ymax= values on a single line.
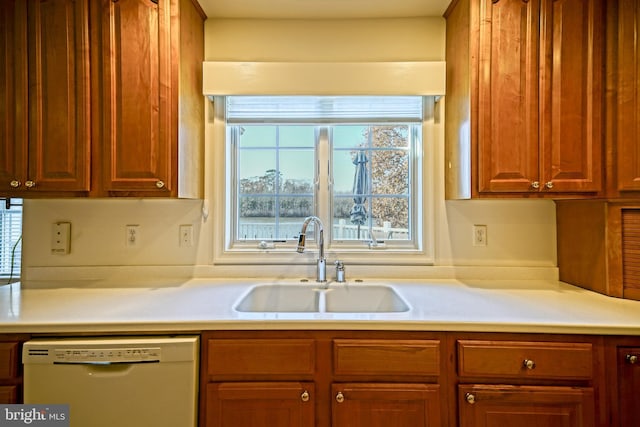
xmin=0 ymin=336 xmax=27 ymax=404
xmin=201 ymin=331 xmax=612 ymax=427
xmin=458 ymin=385 xmax=594 ymax=427
xmin=0 ymin=385 xmax=17 ymax=404
xmin=206 ymin=382 xmax=314 ymax=427
xmin=616 ymin=347 xmax=640 ymax=427
xmin=605 ymin=337 xmax=640 ymax=427
xmin=332 ymin=383 xmax=440 ymax=427
xmin=202 ymin=331 xmax=444 ymax=427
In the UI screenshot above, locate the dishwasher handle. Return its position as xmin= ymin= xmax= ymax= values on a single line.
xmin=53 ymin=360 xmax=160 ymax=366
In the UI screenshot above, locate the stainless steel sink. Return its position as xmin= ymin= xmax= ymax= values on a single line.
xmin=234 ymin=283 xmax=410 ymax=313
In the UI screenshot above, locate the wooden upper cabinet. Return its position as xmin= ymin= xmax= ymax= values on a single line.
xmin=614 ymin=0 xmax=640 ymax=194
xmin=27 ymin=0 xmax=91 ymax=192
xmin=0 ymin=0 xmax=89 ymax=195
xmin=0 ymin=0 xmax=28 ymax=193
xmin=100 ymin=0 xmax=172 ymax=194
xmin=539 ymin=0 xmax=603 ymax=194
xmin=477 ymin=0 xmax=540 ymax=193
xmin=446 ymin=0 xmax=604 ymax=198
xmin=98 ymin=0 xmax=204 ymax=197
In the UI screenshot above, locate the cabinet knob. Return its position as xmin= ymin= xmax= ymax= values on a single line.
xmin=25 ymin=180 xmax=35 ymax=188
xmin=336 ymin=392 xmax=344 ymax=403
xmin=627 ymin=354 xmax=638 ymax=364
xmin=523 ymin=359 xmax=536 ymax=370
xmin=9 ymin=180 xmax=21 ymax=188
xmin=465 ymin=393 xmax=476 ymax=404
xmin=531 ymin=181 xmax=540 ymax=189
xmin=300 ymin=390 xmax=310 ymax=402
xmin=545 ymin=181 xmax=554 ymax=189
xmin=155 ymin=180 xmax=165 ymax=189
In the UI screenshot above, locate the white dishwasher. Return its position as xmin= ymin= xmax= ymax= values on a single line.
xmin=23 ymin=336 xmax=199 ymax=427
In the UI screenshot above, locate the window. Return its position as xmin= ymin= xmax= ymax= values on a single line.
xmin=212 ymin=96 xmax=435 ymax=265
xmin=0 ymin=199 xmax=22 ymax=283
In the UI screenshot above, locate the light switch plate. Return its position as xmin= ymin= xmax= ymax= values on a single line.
xmin=51 ymin=222 xmax=71 ymax=255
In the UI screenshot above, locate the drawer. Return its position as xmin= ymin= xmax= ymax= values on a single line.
xmin=458 ymin=340 xmax=593 ymax=380
xmin=333 ymin=339 xmax=440 ymax=377
xmin=207 ymin=339 xmax=315 ymax=378
xmin=0 ymin=385 xmax=18 ymax=404
xmin=0 ymin=343 xmax=19 ymax=380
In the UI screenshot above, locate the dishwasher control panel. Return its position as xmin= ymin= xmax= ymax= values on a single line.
xmin=53 ymin=347 xmax=162 ymax=363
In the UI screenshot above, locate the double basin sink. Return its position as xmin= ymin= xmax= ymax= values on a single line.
xmin=234 ymin=283 xmax=410 ymax=314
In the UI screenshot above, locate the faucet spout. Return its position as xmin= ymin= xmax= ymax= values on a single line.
xmin=296 ymin=216 xmax=326 ymax=282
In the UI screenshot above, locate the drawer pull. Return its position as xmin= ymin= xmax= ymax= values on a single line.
xmin=523 ymin=359 xmax=536 ymax=370
xmin=25 ymin=180 xmax=35 ymax=188
xmin=531 ymin=181 xmax=540 ymax=189
xmin=301 ymin=390 xmax=310 ymax=402
xmin=9 ymin=180 xmax=20 ymax=188
xmin=336 ymin=392 xmax=344 ymax=403
xmin=627 ymin=355 xmax=638 ymax=365
xmin=465 ymin=393 xmax=476 ymax=404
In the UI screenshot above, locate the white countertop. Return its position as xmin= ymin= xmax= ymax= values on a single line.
xmin=2 ymin=278 xmax=640 ymax=335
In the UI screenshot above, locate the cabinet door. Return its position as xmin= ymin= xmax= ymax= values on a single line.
xmin=332 ymin=383 xmax=440 ymax=427
xmin=617 ymin=347 xmax=640 ymax=427
xmin=27 ymin=0 xmax=90 ymax=192
xmin=477 ymin=0 xmax=540 ymax=193
xmin=101 ymin=0 xmax=172 ymax=194
xmin=539 ymin=0 xmax=603 ymax=193
xmin=206 ymin=382 xmax=314 ymax=427
xmin=0 ymin=0 xmax=27 ymax=193
xmin=459 ymin=385 xmax=594 ymax=427
xmin=617 ymin=0 xmax=640 ymax=192
xmin=0 ymin=386 xmax=17 ymax=404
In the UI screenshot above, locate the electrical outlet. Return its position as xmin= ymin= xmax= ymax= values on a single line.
xmin=51 ymin=222 xmax=71 ymax=255
xmin=473 ymin=224 xmax=488 ymax=246
xmin=179 ymin=224 xmax=193 ymax=247
xmin=126 ymin=225 xmax=140 ymax=247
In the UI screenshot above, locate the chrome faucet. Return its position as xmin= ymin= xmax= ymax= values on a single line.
xmin=296 ymin=216 xmax=326 ymax=283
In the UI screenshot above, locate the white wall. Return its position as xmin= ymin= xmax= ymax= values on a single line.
xmin=20 ymin=17 xmax=558 ymax=282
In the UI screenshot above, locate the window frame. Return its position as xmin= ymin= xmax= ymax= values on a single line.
xmin=0 ymin=198 xmax=22 ymax=283
xmin=209 ymin=96 xmax=436 ymax=266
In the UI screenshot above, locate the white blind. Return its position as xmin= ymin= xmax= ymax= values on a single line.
xmin=0 ymin=199 xmax=22 ymax=281
xmin=226 ymin=96 xmax=424 ymax=122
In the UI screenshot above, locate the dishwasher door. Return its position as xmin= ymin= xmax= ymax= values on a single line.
xmin=23 ymin=336 xmax=199 ymax=427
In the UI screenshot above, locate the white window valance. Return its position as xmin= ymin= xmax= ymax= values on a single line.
xmin=202 ymin=61 xmax=445 ymax=96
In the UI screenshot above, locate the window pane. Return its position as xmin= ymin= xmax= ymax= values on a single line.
xmin=333 ymin=125 xmax=368 ymax=149
xmin=280 ymin=149 xmax=314 ymax=194
xmin=235 ymin=124 xmax=315 ymax=241
xmin=238 ymin=125 xmax=277 ymax=148
xmin=371 ymin=197 xmax=410 ymax=241
xmin=238 ymin=151 xmax=277 ymax=194
xmin=279 ymin=126 xmax=315 ymax=148
xmin=331 ymin=124 xmax=415 ymax=243
xmin=332 ymin=150 xmax=357 ymax=195
xmin=0 ymin=199 xmax=22 ymax=281
xmin=371 ymin=149 xmax=409 ymax=195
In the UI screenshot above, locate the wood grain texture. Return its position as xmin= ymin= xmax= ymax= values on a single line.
xmin=458 ymin=384 xmax=595 ymax=427
xmin=457 ymin=340 xmax=593 ymax=380
xmin=0 ymin=0 xmax=28 ymax=194
xmin=332 ymin=383 xmax=441 ymax=427
xmin=27 ymin=0 xmax=91 ymax=192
